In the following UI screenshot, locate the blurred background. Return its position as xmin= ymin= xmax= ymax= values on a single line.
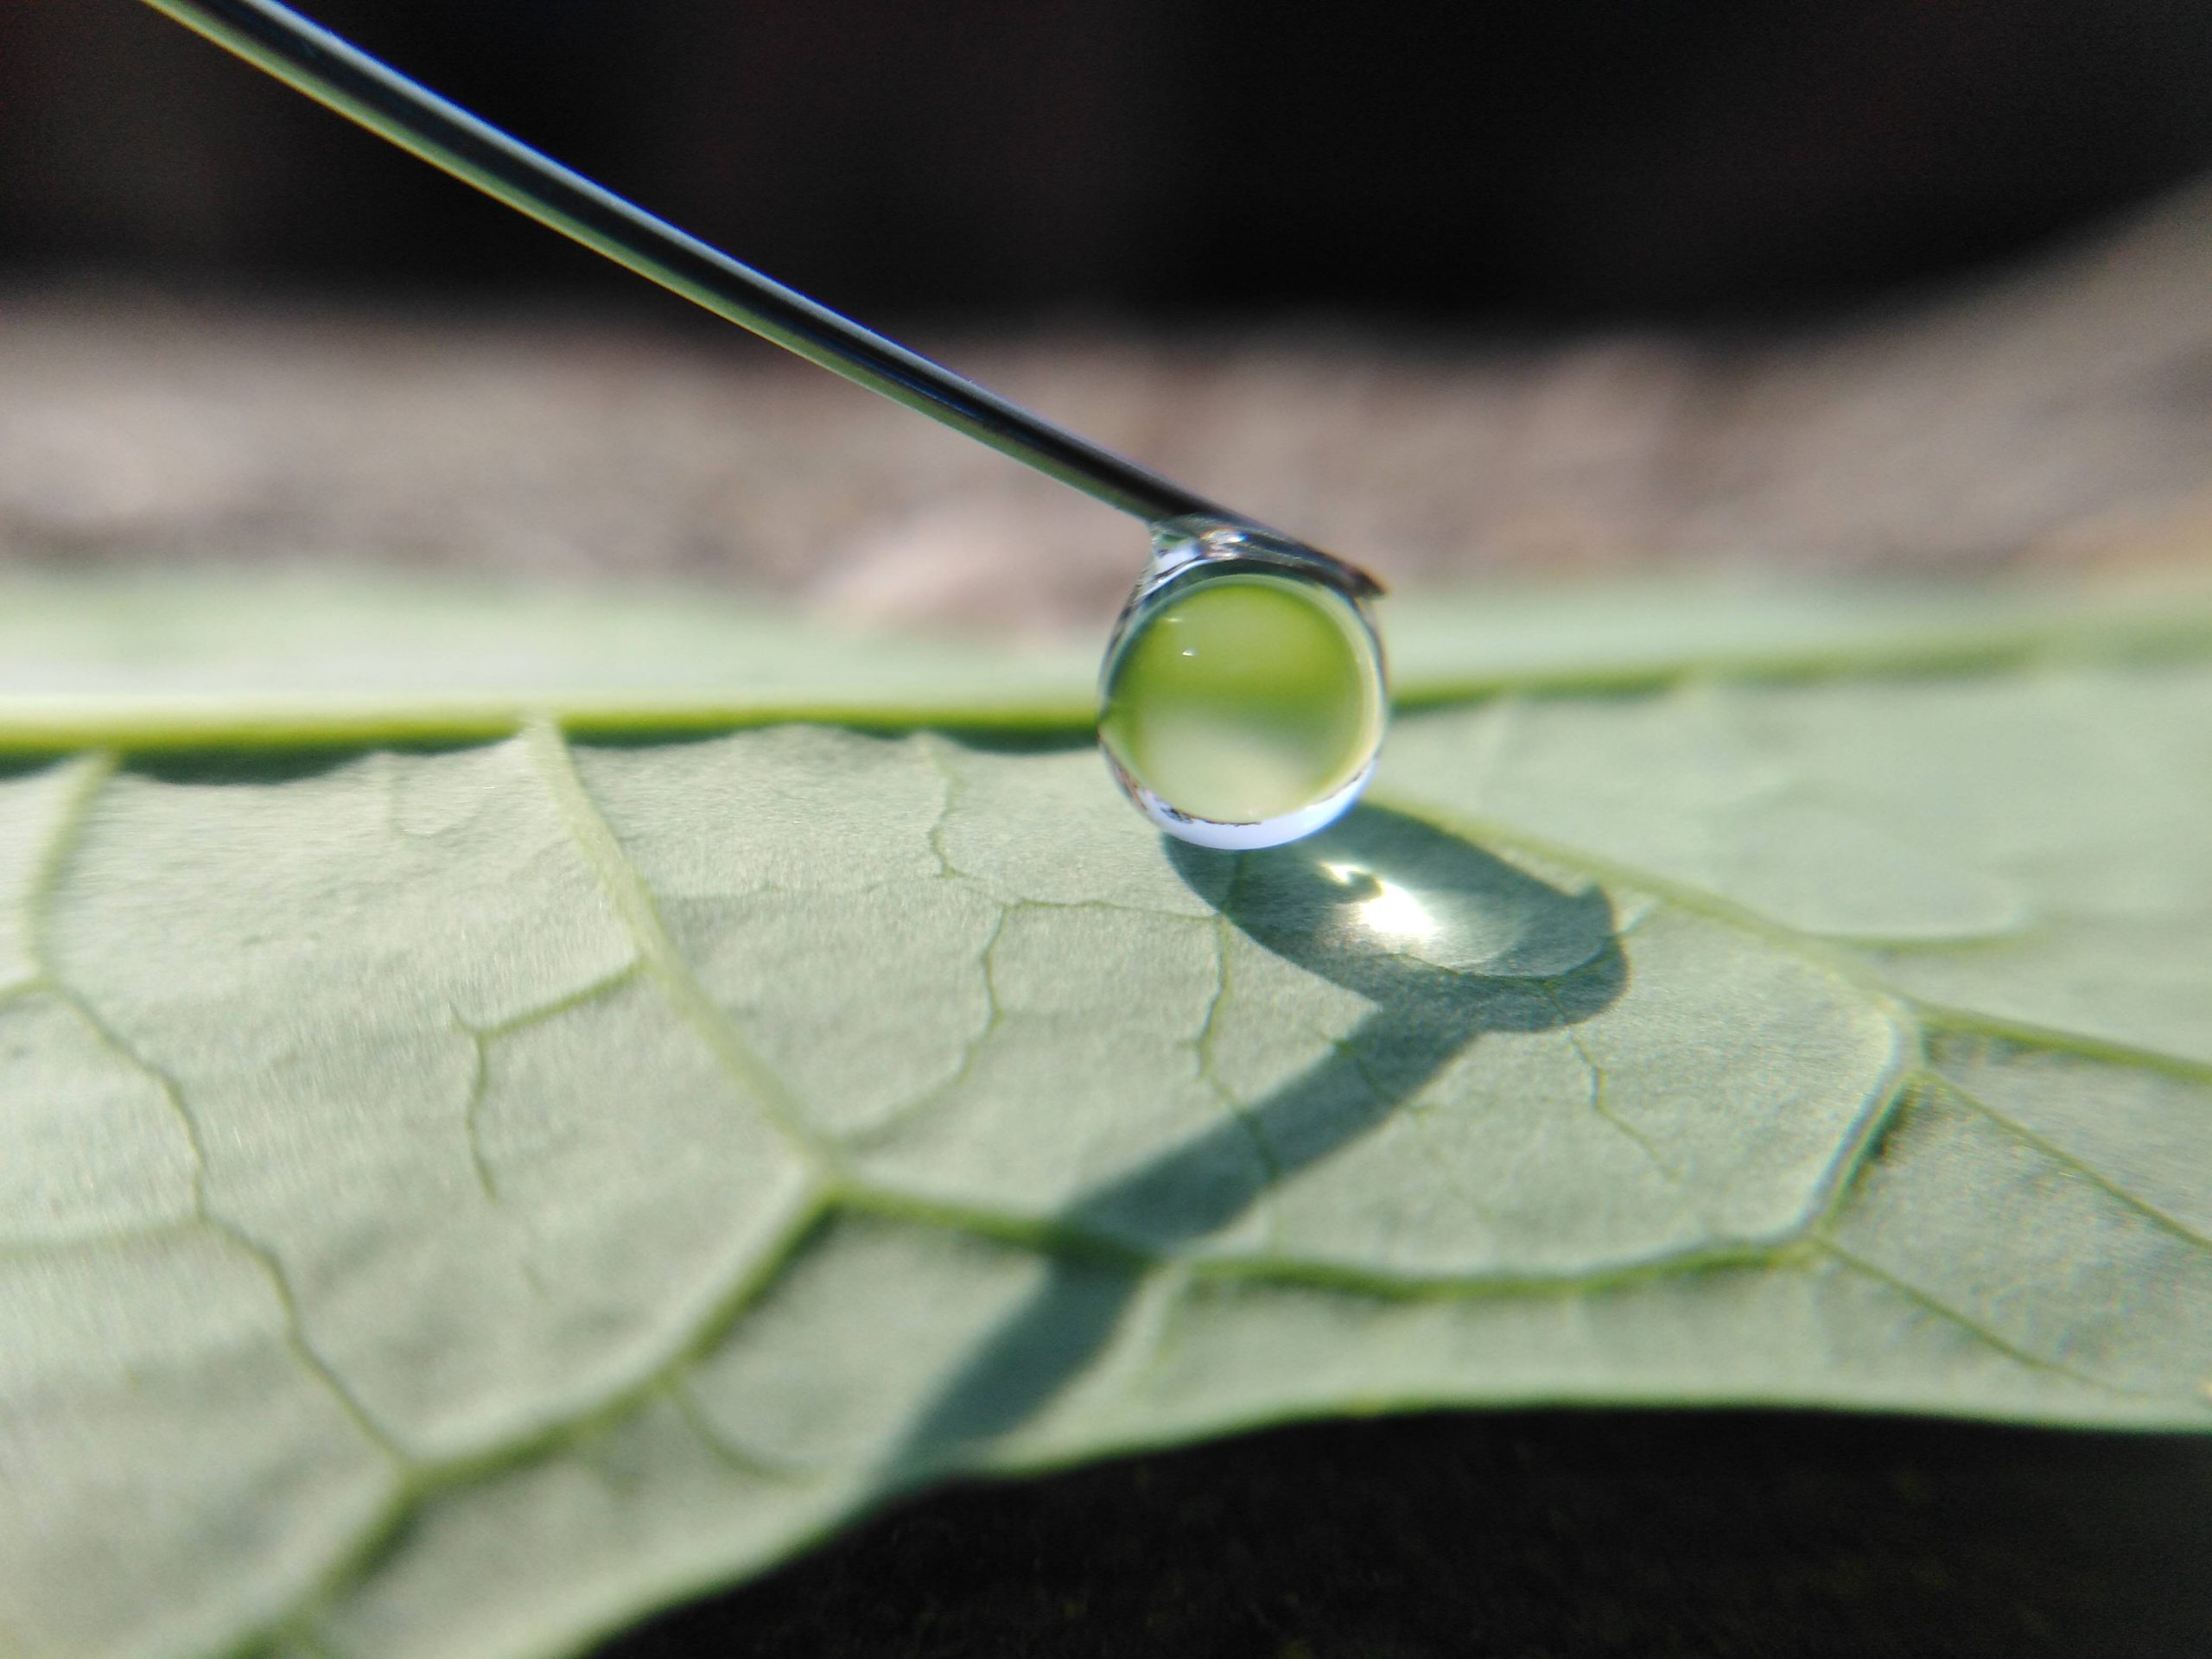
xmin=13 ymin=0 xmax=2212 ymax=316
xmin=3 ymin=0 xmax=2210 ymax=629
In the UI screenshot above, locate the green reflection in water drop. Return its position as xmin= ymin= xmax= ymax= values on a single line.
xmin=1099 ymin=569 xmax=1385 ymax=835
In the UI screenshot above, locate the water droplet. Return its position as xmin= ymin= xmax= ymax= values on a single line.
xmin=1098 ymin=520 xmax=1388 ymax=849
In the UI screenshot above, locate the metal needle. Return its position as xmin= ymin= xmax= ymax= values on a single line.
xmin=138 ymin=0 xmax=1240 ymax=529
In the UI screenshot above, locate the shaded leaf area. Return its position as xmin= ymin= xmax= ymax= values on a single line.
xmin=2 ymin=598 xmax=2210 ymax=1659
xmin=605 ymin=1409 xmax=2212 ymax=1659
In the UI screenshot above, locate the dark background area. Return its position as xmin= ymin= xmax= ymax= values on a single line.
xmin=605 ymin=1409 xmax=2212 ymax=1658
xmin=6 ymin=0 xmax=2212 ymax=322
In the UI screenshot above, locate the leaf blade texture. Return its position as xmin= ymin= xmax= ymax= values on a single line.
xmin=2 ymin=575 xmax=2209 ymax=1659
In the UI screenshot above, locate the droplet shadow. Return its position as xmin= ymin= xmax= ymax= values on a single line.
xmin=879 ymin=806 xmax=1627 ymax=1468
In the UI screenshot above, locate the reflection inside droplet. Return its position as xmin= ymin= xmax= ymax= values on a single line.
xmin=1098 ymin=524 xmax=1388 ymax=850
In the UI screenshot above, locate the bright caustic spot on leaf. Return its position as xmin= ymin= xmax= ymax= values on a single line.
xmin=0 ymin=574 xmax=2208 ymax=1659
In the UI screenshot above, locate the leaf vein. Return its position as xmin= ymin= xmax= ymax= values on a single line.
xmin=1820 ymin=1242 xmax=2175 ymax=1405
xmin=519 ymin=716 xmax=839 ymax=1171
xmin=1923 ymin=1071 xmax=2212 ymax=1253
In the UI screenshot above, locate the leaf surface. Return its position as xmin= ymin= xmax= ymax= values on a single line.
xmin=2 ymin=574 xmax=2209 ymax=1659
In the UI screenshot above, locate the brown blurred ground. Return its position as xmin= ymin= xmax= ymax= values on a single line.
xmin=2 ymin=181 xmax=2208 ymax=640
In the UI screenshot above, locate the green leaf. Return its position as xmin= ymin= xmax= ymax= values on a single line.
xmin=3 ymin=573 xmax=2209 ymax=1659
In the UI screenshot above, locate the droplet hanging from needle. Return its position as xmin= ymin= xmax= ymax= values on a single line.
xmin=137 ymin=0 xmax=1389 ymax=848
xmin=1101 ymin=519 xmax=1386 ymax=849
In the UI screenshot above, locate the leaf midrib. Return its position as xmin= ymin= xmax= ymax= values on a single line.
xmin=4 ymin=582 xmax=2209 ymax=752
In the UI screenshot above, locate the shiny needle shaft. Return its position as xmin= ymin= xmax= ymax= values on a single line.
xmin=138 ymin=0 xmax=1236 ymax=528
